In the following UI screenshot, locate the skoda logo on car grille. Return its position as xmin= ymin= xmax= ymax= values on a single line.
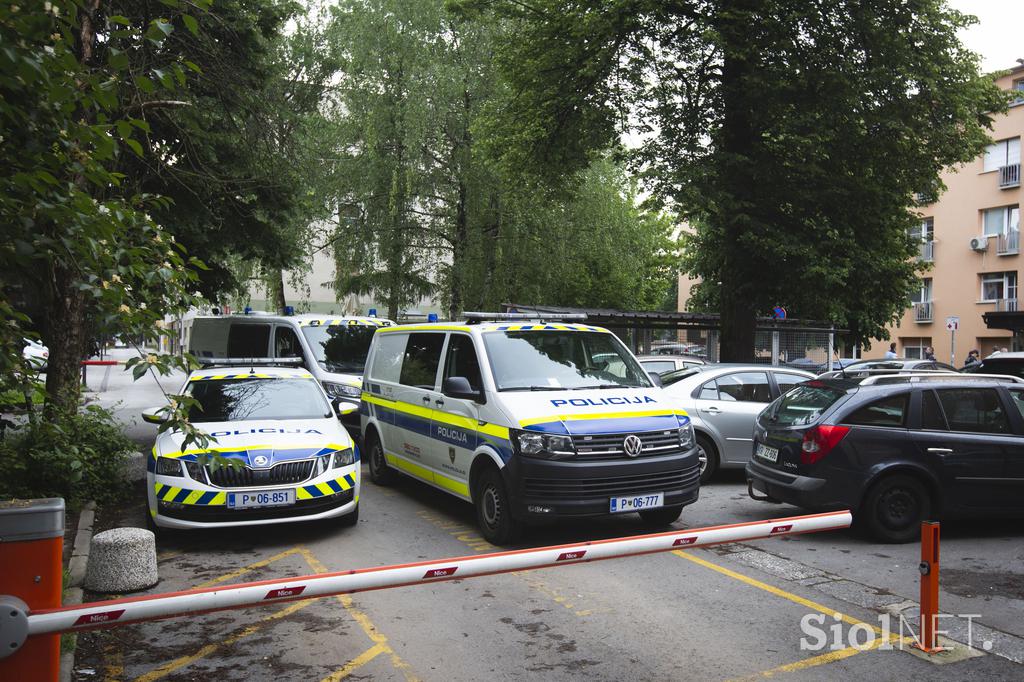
xmin=252 ymin=455 xmax=270 ymax=468
xmin=623 ymin=435 xmax=643 ymax=457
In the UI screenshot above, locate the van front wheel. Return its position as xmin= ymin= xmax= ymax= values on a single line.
xmin=367 ymin=436 xmax=395 ymax=485
xmin=474 ymin=467 xmax=521 ymax=546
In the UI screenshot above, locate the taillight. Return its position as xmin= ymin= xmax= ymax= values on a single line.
xmin=800 ymin=424 xmax=850 ymax=465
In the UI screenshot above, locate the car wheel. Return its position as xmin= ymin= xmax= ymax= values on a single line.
xmin=696 ymin=434 xmax=719 ymax=484
xmin=638 ymin=504 xmax=684 ymax=528
xmin=861 ymin=474 xmax=931 ymax=543
xmin=367 ymin=435 xmax=395 ymax=485
xmin=474 ymin=467 xmax=521 ymax=545
xmin=339 ymin=503 xmax=359 ymax=528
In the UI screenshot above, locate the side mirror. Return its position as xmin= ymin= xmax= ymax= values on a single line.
xmin=442 ymin=376 xmax=484 ymax=402
xmin=142 ymin=406 xmax=169 ymax=425
xmin=333 ymin=399 xmax=359 ymax=418
xmin=648 ymin=371 xmax=664 ymax=387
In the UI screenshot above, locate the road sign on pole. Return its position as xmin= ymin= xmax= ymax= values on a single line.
xmin=945 ymin=316 xmax=959 ymax=366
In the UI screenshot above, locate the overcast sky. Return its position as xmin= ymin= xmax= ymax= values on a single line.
xmin=948 ymin=0 xmax=1023 ymax=72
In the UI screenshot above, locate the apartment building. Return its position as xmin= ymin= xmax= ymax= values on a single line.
xmin=880 ymin=63 xmax=1024 ymax=364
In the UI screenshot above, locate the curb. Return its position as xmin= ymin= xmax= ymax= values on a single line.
xmin=60 ymin=500 xmax=96 ymax=682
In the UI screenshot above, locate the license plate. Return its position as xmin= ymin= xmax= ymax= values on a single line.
xmin=610 ymin=492 xmax=664 ymax=513
xmin=227 ymin=489 xmax=295 ymax=509
xmin=755 ymin=443 xmax=779 ymax=462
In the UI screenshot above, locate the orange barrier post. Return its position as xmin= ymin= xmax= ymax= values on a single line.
xmin=0 ymin=499 xmax=64 ymax=681
xmin=916 ymin=520 xmax=943 ymax=654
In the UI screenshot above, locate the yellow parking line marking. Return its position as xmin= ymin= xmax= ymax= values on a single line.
xmin=133 ymin=599 xmax=314 ymax=682
xmin=299 ymin=548 xmax=420 ymax=682
xmin=194 ymin=546 xmax=303 ymax=588
xmin=727 ymin=638 xmax=885 ymax=681
xmin=319 ymin=643 xmax=387 ymax=681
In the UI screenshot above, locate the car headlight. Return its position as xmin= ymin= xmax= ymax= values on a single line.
xmin=512 ymin=429 xmax=575 ymax=460
xmin=332 ymin=448 xmax=355 ymax=468
xmin=156 ymin=456 xmax=184 ymax=477
xmin=678 ymin=423 xmax=695 ymax=450
xmin=324 ymin=382 xmax=362 ymax=399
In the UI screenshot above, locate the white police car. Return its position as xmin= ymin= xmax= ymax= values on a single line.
xmin=143 ymin=362 xmax=360 ymax=529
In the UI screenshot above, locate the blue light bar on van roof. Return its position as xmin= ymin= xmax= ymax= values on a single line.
xmin=464 ymin=311 xmax=588 ymax=323
xmin=196 ymin=357 xmax=304 ymax=367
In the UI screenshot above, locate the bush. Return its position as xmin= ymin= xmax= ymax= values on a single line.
xmin=0 ymin=405 xmax=135 ymax=508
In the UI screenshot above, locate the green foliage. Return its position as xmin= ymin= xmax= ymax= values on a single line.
xmin=0 ymin=405 xmax=135 ymax=508
xmin=484 ymin=0 xmax=1009 ymax=353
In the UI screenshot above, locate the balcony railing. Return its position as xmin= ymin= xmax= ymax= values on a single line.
xmin=999 ymin=163 xmax=1021 ymax=189
xmin=913 ymin=301 xmax=933 ymax=322
xmin=997 ymin=230 xmax=1020 ymax=255
xmin=994 ymin=298 xmax=1019 ymax=312
xmin=917 ymin=240 xmax=934 ymax=262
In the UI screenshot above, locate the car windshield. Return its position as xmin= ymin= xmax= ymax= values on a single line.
xmin=766 ymin=383 xmax=847 ymax=427
xmin=482 ymin=331 xmax=652 ymax=391
xmin=301 ymin=324 xmax=377 ymax=374
xmin=187 ymin=378 xmax=331 ymax=422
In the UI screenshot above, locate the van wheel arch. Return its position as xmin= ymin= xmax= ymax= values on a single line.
xmin=469 ymin=453 xmax=501 ymax=503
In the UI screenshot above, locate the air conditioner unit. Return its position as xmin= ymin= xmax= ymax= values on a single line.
xmin=969 ymin=236 xmax=989 ymax=252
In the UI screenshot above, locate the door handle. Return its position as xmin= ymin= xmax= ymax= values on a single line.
xmin=422 ymin=396 xmax=431 ymax=404
xmin=702 ymin=407 xmax=721 ymax=415
xmin=435 ymin=398 xmax=445 ymax=407
xmin=926 ymin=448 xmax=953 ymax=454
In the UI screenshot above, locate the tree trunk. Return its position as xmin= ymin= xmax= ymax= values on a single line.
xmin=449 ymin=180 xmax=468 ymax=319
xmin=714 ymin=0 xmax=760 ymax=362
xmin=43 ymin=262 xmax=87 ymax=419
xmin=270 ymin=268 xmax=287 ymax=312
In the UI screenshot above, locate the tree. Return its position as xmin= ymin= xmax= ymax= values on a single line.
xmin=484 ymin=0 xmax=1008 ymax=358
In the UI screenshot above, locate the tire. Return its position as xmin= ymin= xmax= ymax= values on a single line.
xmin=860 ymin=474 xmax=931 ymax=543
xmin=366 ymin=434 xmax=396 ymax=486
xmin=638 ymin=504 xmax=684 ymax=528
xmin=474 ymin=467 xmax=521 ymax=545
xmin=696 ymin=434 xmax=719 ymax=484
xmin=338 ymin=503 xmax=359 ymax=528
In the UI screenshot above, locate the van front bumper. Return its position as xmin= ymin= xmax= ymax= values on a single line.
xmin=505 ymin=448 xmax=701 ymax=519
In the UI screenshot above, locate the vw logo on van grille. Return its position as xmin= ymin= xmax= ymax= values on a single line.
xmin=623 ymin=435 xmax=643 ymax=458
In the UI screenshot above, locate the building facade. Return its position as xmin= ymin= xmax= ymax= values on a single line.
xmin=877 ymin=64 xmax=1024 ymax=364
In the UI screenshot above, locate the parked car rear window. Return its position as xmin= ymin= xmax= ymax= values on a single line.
xmin=767 ymin=383 xmax=846 ymax=427
xmin=842 ymin=394 xmax=908 ymax=428
xmin=1009 ymin=388 xmax=1024 ymax=420
xmin=936 ymin=388 xmax=1010 ymax=434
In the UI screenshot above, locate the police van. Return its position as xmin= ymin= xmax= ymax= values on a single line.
xmin=360 ymin=313 xmax=701 ymax=543
xmin=187 ymin=312 xmax=394 ymax=434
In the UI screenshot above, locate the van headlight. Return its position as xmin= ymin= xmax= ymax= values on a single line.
xmin=332 ymin=448 xmax=355 ymax=468
xmin=512 ymin=429 xmax=575 ymax=460
xmin=156 ymin=456 xmax=184 ymax=477
xmin=678 ymin=423 xmax=695 ymax=450
xmin=324 ymin=382 xmax=362 ymax=399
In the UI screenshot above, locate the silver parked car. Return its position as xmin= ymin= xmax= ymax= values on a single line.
xmin=636 ymin=354 xmax=705 ymax=375
xmin=660 ymin=364 xmax=814 ymax=482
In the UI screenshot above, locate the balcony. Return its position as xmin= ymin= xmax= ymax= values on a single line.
xmin=997 ymin=230 xmax=1020 ymax=256
xmin=913 ymin=301 xmax=933 ymax=322
xmin=999 ymin=163 xmax=1021 ymax=189
xmin=994 ymin=298 xmax=1019 ymax=312
xmin=917 ymin=240 xmax=934 ymax=262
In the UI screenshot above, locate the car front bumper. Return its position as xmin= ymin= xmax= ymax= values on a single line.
xmin=505 ymin=448 xmax=701 ymax=519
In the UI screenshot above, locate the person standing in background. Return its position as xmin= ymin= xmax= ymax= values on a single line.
xmin=963 ymin=349 xmax=980 ymax=368
xmin=924 ymin=346 xmax=936 ymax=361
xmin=884 ymin=342 xmax=898 ymax=359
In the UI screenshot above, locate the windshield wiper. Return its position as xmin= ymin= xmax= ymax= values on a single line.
xmin=571 ymin=384 xmax=626 ymax=390
xmin=502 ymin=385 xmax=553 ymax=392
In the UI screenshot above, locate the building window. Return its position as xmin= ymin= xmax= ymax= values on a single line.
xmin=981 ymin=272 xmax=1018 ymax=302
xmin=982 ymin=205 xmax=1020 ymax=236
xmin=908 ymin=217 xmax=934 ymax=241
xmin=901 ymin=337 xmax=930 ymax=360
xmin=983 ymin=137 xmax=1021 ymax=173
xmin=1013 ymin=78 xmax=1024 ymax=106
xmin=910 ymin=278 xmax=933 ymax=304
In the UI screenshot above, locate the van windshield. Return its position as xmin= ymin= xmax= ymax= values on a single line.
xmin=482 ymin=331 xmax=652 ymax=391
xmin=187 ymin=378 xmax=331 ymax=422
xmin=301 ymin=325 xmax=376 ymax=374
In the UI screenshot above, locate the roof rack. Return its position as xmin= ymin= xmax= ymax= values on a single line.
xmin=817 ymin=368 xmax=953 ymax=380
xmin=463 ymin=311 xmax=588 ymax=324
xmin=196 ymin=357 xmax=304 ymax=368
xmin=859 ymin=372 xmax=1024 ymax=386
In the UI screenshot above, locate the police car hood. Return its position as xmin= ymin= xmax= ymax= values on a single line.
xmin=155 ymin=418 xmax=351 ymax=465
xmin=498 ymin=387 xmax=690 ymax=435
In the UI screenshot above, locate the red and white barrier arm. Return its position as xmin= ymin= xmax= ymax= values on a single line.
xmin=23 ymin=510 xmax=850 ymax=637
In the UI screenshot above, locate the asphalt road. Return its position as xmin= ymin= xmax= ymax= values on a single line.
xmin=73 ymin=360 xmax=1024 ymax=680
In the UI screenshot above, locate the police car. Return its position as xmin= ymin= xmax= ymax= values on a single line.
xmin=360 ymin=313 xmax=701 ymax=544
xmin=143 ymin=361 xmax=360 ymax=529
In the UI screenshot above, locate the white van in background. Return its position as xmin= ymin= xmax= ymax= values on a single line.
xmin=186 ymin=313 xmax=394 ymax=434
